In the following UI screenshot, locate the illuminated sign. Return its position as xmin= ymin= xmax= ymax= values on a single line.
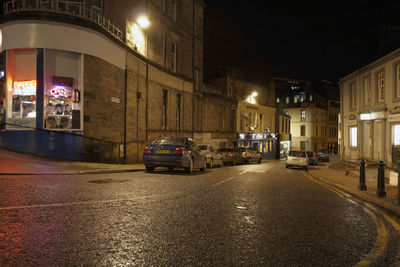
xmin=50 ymin=87 xmax=67 ymax=97
xmin=13 ymin=80 xmax=36 ymax=95
xmin=360 ymin=113 xmax=371 ymax=120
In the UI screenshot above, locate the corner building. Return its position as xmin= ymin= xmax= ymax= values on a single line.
xmin=0 ymin=0 xmax=204 ymax=163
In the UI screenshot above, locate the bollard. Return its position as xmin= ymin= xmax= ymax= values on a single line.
xmin=377 ymin=161 xmax=386 ymax=197
xmin=359 ymin=160 xmax=367 ymax=191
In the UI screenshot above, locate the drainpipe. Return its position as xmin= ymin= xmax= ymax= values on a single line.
xmin=123 ymin=60 xmax=127 ymax=162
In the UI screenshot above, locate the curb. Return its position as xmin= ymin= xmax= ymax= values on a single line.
xmin=0 ymin=168 xmax=145 ymax=176
xmin=307 ymin=170 xmax=400 ymax=219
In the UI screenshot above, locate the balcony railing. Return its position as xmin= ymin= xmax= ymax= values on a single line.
xmin=3 ymin=0 xmax=123 ymax=42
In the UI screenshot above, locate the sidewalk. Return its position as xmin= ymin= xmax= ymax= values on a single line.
xmin=0 ymin=148 xmax=145 ymax=175
xmin=308 ymin=163 xmax=400 ymax=217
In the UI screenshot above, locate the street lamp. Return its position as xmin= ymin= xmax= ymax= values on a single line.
xmin=247 ymin=91 xmax=258 ymax=104
xmin=137 ymin=15 xmax=150 ymax=28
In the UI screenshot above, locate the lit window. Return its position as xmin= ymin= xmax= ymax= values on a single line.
xmin=276 ymin=98 xmax=280 ymax=103
xmin=294 ymin=95 xmax=299 ymax=103
xmin=309 ymin=95 xmax=313 ymax=101
xmin=301 ymin=110 xmax=306 ymax=119
xmin=350 ymin=127 xmax=357 ymax=147
xmin=393 ymin=125 xmax=400 ymax=146
xmin=286 ymin=97 xmax=289 ymax=104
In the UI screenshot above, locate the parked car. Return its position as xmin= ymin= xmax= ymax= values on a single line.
xmin=317 ymin=149 xmax=331 ymax=162
xmin=198 ymin=145 xmax=223 ymax=168
xmin=286 ymin=150 xmax=309 ymax=170
xmin=306 ymin=151 xmax=318 ymax=166
xmin=238 ymin=147 xmax=262 ymax=164
xmin=143 ymin=136 xmax=206 ymax=173
xmin=218 ymin=148 xmax=244 ymax=166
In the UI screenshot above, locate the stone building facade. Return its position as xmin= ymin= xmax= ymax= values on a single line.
xmin=339 ymin=47 xmax=400 ymax=166
xmin=0 ymin=0 xmax=203 ymax=163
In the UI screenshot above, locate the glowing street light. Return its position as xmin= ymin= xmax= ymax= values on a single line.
xmin=137 ymin=15 xmax=150 ymax=28
xmin=252 ymin=92 xmax=258 ymax=97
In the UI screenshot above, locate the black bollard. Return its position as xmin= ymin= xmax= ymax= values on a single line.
xmin=377 ymin=161 xmax=386 ymax=197
xmin=359 ymin=160 xmax=367 ymax=191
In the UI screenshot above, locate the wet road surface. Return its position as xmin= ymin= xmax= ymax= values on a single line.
xmin=0 ymin=161 xmax=399 ymax=266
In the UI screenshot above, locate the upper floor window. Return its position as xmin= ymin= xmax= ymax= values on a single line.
xmin=92 ymin=0 xmax=103 ymax=11
xmin=377 ymin=71 xmax=385 ymax=102
xmin=350 ymin=127 xmax=357 ymax=147
xmin=163 ymin=0 xmax=177 ymax=22
xmin=350 ymin=82 xmax=356 ymax=108
xmin=301 ymin=110 xmax=306 ymax=119
xmin=294 ymin=95 xmax=299 ymax=103
xmin=276 ymin=98 xmax=280 ymax=103
xmin=170 ymin=0 xmax=177 ymax=22
xmin=363 ymin=76 xmax=371 ymax=105
xmin=396 ymin=65 xmax=400 ymax=99
xmin=171 ymin=40 xmax=177 ymax=72
xmin=176 ymin=93 xmax=181 ymax=130
xmin=286 ymin=97 xmax=289 ymax=104
xmin=300 ymin=125 xmax=305 ymax=136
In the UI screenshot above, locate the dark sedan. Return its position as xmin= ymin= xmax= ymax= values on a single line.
xmin=143 ymin=136 xmax=206 ymax=173
xmin=217 ymin=148 xmax=244 ymax=166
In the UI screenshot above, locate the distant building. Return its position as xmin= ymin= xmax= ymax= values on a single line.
xmin=339 ymin=47 xmax=400 ymax=167
xmin=274 ymin=77 xmax=339 ymax=153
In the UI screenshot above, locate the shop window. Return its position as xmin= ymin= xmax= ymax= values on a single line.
xmin=393 ymin=125 xmax=400 ymax=146
xmin=44 ymin=50 xmax=82 ymax=130
xmin=6 ymin=49 xmax=37 ymax=130
xmin=350 ymin=127 xmax=357 ymax=147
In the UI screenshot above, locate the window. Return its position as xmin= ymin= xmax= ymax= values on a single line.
xmin=394 ymin=125 xmax=400 ymax=146
xmin=316 ymin=125 xmax=318 ymax=136
xmin=162 ymin=90 xmax=168 ymax=130
xmin=301 ymin=110 xmax=306 ymax=119
xmin=364 ymin=76 xmax=371 ymax=105
xmin=294 ymin=95 xmax=299 ymax=103
xmin=378 ymin=71 xmax=385 ymax=102
xmin=171 ymin=40 xmax=177 ymax=72
xmin=176 ymin=93 xmax=181 ymax=130
xmin=316 ymin=110 xmax=319 ymax=121
xmin=162 ymin=33 xmax=166 ymax=67
xmin=92 ymin=0 xmax=103 ymax=10
xmin=276 ymin=98 xmax=280 ymax=103
xmin=300 ymin=141 xmax=305 ymax=151
xmin=309 ymin=95 xmax=313 ymax=101
xmin=301 ymin=125 xmax=305 ymax=136
xmin=350 ymin=82 xmax=356 ymax=108
xmin=350 ymin=127 xmax=357 ymax=147
xmin=286 ymin=97 xmax=289 ymax=104
xmin=162 ymin=0 xmax=167 ymax=13
xmin=396 ymin=65 xmax=400 ymax=99
xmin=195 ymin=69 xmax=199 ymax=90
xmin=170 ymin=0 xmax=177 ymax=22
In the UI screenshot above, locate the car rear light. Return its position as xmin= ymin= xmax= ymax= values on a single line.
xmin=144 ymin=147 xmax=151 ymax=153
xmin=228 ymin=152 xmax=233 ymax=157
xmin=175 ymin=147 xmax=185 ymax=154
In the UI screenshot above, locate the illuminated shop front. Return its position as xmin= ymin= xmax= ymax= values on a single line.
xmin=1 ymin=48 xmax=84 ymax=160
xmin=237 ymin=132 xmax=278 ymax=159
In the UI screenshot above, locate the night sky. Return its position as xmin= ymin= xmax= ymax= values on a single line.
xmin=204 ymin=0 xmax=400 ymax=83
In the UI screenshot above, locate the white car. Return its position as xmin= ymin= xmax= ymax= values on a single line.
xmin=198 ymin=145 xmax=223 ymax=168
xmin=286 ymin=150 xmax=309 ymax=170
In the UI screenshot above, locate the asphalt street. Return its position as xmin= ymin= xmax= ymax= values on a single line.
xmin=0 ymin=160 xmax=399 ymax=266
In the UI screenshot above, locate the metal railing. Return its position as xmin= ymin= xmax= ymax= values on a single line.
xmin=3 ymin=0 xmax=123 ymax=41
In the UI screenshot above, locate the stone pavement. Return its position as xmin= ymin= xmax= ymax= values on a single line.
xmin=308 ymin=163 xmax=400 ymax=217
xmin=0 ymin=148 xmax=145 ymax=175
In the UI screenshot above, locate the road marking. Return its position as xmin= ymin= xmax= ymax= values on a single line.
xmin=212 ymin=176 xmax=236 ymax=187
xmin=301 ymin=171 xmax=390 ymax=266
xmin=0 ymin=194 xmax=163 ymax=211
xmin=355 ymin=207 xmax=388 ymax=266
xmin=238 ymin=171 xmax=247 ymax=175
